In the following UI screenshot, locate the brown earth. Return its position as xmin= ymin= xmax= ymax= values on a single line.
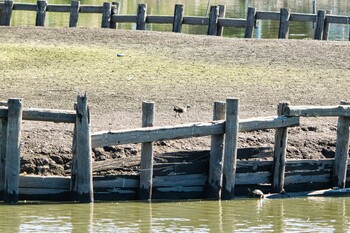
xmin=0 ymin=27 xmax=349 ymax=176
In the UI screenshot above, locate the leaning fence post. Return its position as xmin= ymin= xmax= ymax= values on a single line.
xmin=69 ymin=0 xmax=80 ymax=28
xmin=244 ymin=7 xmax=256 ymax=38
xmin=272 ymin=102 xmax=289 ymax=193
xmin=278 ymin=8 xmax=290 ymax=39
xmin=75 ymin=95 xmax=93 ymax=203
xmin=0 ymin=0 xmax=13 ymax=26
xmin=207 ymin=6 xmax=219 ymax=36
xmin=0 ymin=117 xmax=8 ymax=199
xmin=208 ymin=101 xmax=226 ymax=199
xmin=109 ymin=2 xmax=119 ymax=29
xmin=172 ymin=4 xmax=184 ymax=33
xmin=136 ymin=3 xmax=147 ymax=30
xmin=139 ymin=101 xmax=155 ymax=200
xmin=36 ymin=0 xmax=47 ymax=26
xmin=332 ymin=101 xmax=350 ymax=188
xmin=4 ymin=98 xmax=22 ymax=204
xmin=314 ymin=10 xmax=326 ymax=40
xmin=216 ymin=5 xmax=226 ymax=36
xmin=222 ymin=98 xmax=239 ymax=200
xmin=101 ymin=2 xmax=112 ymax=28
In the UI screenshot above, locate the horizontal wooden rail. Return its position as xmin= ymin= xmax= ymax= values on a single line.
xmin=283 ymin=105 xmax=350 ymax=117
xmin=91 ymin=116 xmax=299 ymax=148
xmin=2 ymin=2 xmax=104 ymax=13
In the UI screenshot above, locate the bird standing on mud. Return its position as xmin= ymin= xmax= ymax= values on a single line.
xmin=174 ymin=105 xmax=191 ymax=118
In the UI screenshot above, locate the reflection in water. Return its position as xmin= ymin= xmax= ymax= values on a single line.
xmin=1 ymin=197 xmax=350 ymax=232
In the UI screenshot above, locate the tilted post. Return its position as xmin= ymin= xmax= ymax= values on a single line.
xmin=4 ymin=98 xmax=22 ymax=204
xmin=222 ymin=98 xmax=239 ymax=200
xmin=244 ymin=7 xmax=256 ymax=38
xmin=172 ymin=4 xmax=184 ymax=33
xmin=208 ymin=101 xmax=226 ymax=199
xmin=101 ymin=2 xmax=112 ymax=28
xmin=207 ymin=6 xmax=219 ymax=36
xmin=314 ymin=10 xmax=326 ymax=40
xmin=69 ymin=0 xmax=80 ymax=28
xmin=36 ymin=0 xmax=47 ymax=26
xmin=0 ymin=0 xmax=13 ymax=26
xmin=332 ymin=101 xmax=350 ymax=188
xmin=110 ymin=2 xmax=120 ymax=29
xmin=139 ymin=101 xmax=155 ymax=200
xmin=75 ymin=95 xmax=93 ymax=203
xmin=217 ymin=5 xmax=226 ymax=36
xmin=136 ymin=3 xmax=147 ymax=30
xmin=278 ymin=8 xmax=290 ymax=39
xmin=272 ymin=102 xmax=289 ymax=193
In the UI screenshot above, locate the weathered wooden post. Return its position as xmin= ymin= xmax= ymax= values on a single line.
xmin=75 ymin=95 xmax=93 ymax=203
xmin=314 ymin=10 xmax=326 ymax=40
xmin=136 ymin=3 xmax=147 ymax=30
xmin=139 ymin=101 xmax=155 ymax=200
xmin=70 ymin=121 xmax=78 ymax=199
xmin=0 ymin=117 xmax=8 ymax=199
xmin=101 ymin=2 xmax=112 ymax=28
xmin=332 ymin=101 xmax=350 ymax=188
xmin=322 ymin=10 xmax=331 ymax=40
xmin=244 ymin=7 xmax=256 ymax=38
xmin=69 ymin=0 xmax=80 ymax=28
xmin=0 ymin=0 xmax=13 ymax=26
xmin=172 ymin=4 xmax=184 ymax=33
xmin=221 ymin=98 xmax=239 ymax=200
xmin=208 ymin=6 xmax=219 ymax=36
xmin=4 ymin=98 xmax=22 ymax=204
xmin=109 ymin=2 xmax=119 ymax=29
xmin=36 ymin=0 xmax=47 ymax=26
xmin=272 ymin=102 xmax=289 ymax=193
xmin=208 ymin=101 xmax=226 ymax=199
xmin=278 ymin=8 xmax=290 ymax=39
xmin=217 ymin=5 xmax=226 ymax=36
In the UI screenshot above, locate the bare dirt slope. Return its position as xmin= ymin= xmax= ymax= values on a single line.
xmin=0 ymin=27 xmax=349 ymax=176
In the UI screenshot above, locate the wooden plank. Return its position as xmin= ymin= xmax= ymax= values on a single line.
xmin=0 ymin=0 xmax=13 ymax=26
xmin=183 ymin=16 xmax=208 ymax=25
xmin=75 ymin=95 xmax=93 ymax=203
xmin=208 ymin=101 xmax=225 ymax=199
xmin=256 ymin=11 xmax=280 ymax=20
xmin=278 ymin=8 xmax=290 ymax=39
xmin=283 ymin=105 xmax=350 ymax=117
xmin=146 ymin=15 xmax=173 ymax=24
xmin=237 ymin=160 xmax=273 ymax=173
xmin=153 ymin=174 xmax=207 ymax=187
xmin=12 ymin=3 xmax=36 ymax=11
xmin=0 ymin=118 xmax=7 ymax=199
xmin=332 ymin=101 xmax=350 ymax=188
xmin=19 ymin=188 xmax=70 ymax=195
xmin=35 ymin=0 xmax=47 ymax=27
xmin=216 ymin=5 xmax=226 ymax=36
xmin=285 ymin=173 xmax=331 ymax=184
xmin=46 ymin=4 xmax=71 ymax=12
xmin=289 ymin=13 xmax=316 ymax=22
xmin=79 ymin=5 xmax=103 ymax=13
xmin=19 ymin=175 xmax=70 ymax=189
xmin=154 ymin=160 xmax=209 ymax=176
xmin=139 ymin=101 xmax=155 ymax=200
xmin=286 ymin=159 xmax=334 ymax=172
xmin=327 ymin=15 xmax=350 ymax=24
xmin=111 ymin=15 xmax=137 ymax=23
xmin=314 ymin=10 xmax=326 ymax=40
xmin=222 ymin=98 xmax=239 ymax=200
xmin=4 ymin=98 xmax=22 ymax=204
xmin=207 ymin=5 xmax=219 ymax=36
xmin=172 ymin=4 xmax=183 ymax=33
xmin=101 ymin=2 xmax=112 ymax=28
xmin=272 ymin=102 xmax=289 ymax=193
xmin=69 ymin=0 xmax=80 ymax=28
xmin=109 ymin=2 xmax=119 ymax=29
xmin=244 ymin=7 xmax=256 ymax=38
xmin=93 ymin=176 xmax=139 ymax=189
xmin=136 ymin=3 xmax=146 ymax=30
xmin=218 ymin=18 xmax=246 ymax=28
xmin=235 ymin=172 xmax=270 ymax=185
xmin=322 ymin=10 xmax=331 ymax=41
xmin=239 ymin=116 xmax=299 ymax=131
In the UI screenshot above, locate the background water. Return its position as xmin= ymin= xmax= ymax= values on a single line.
xmin=1 ymin=197 xmax=350 ymax=232
xmin=10 ymin=0 xmax=350 ymax=40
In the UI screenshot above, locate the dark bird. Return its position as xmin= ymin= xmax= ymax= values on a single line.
xmin=174 ymin=105 xmax=191 ymax=118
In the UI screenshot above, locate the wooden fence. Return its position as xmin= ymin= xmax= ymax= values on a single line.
xmin=0 ymin=96 xmax=350 ymax=204
xmin=0 ymin=1 xmax=349 ymax=40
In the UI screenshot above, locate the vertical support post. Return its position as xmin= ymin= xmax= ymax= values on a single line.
xmin=217 ymin=5 xmax=226 ymax=36
xmin=332 ymin=101 xmax=350 ymax=188
xmin=139 ymin=101 xmax=155 ymax=200
xmin=222 ymin=98 xmax=239 ymax=200
xmin=322 ymin=10 xmax=331 ymax=40
xmin=278 ymin=8 xmax=290 ymax=39
xmin=208 ymin=101 xmax=226 ymax=199
xmin=4 ymin=98 xmax=22 ymax=204
xmin=0 ymin=0 xmax=13 ymax=26
xmin=75 ymin=95 xmax=93 ymax=203
xmin=0 ymin=118 xmax=8 ymax=199
xmin=101 ymin=2 xmax=112 ymax=28
xmin=136 ymin=3 xmax=147 ymax=30
xmin=207 ymin=6 xmax=219 ymax=36
xmin=272 ymin=102 xmax=289 ymax=193
xmin=69 ymin=0 xmax=80 ymax=28
xmin=70 ymin=121 xmax=78 ymax=200
xmin=172 ymin=4 xmax=184 ymax=33
xmin=245 ymin=7 xmax=256 ymax=38
xmin=314 ymin=10 xmax=326 ymax=40
xmin=36 ymin=0 xmax=47 ymax=26
xmin=110 ymin=2 xmax=119 ymax=29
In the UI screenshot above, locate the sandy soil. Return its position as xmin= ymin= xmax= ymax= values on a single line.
xmin=0 ymin=27 xmax=349 ymax=176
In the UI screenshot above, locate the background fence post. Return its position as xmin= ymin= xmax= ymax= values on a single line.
xmin=222 ymin=98 xmax=239 ymax=200
xmin=207 ymin=5 xmax=219 ymax=36
xmin=101 ymin=2 xmax=112 ymax=28
xmin=36 ymin=0 xmax=47 ymax=26
xmin=139 ymin=101 xmax=155 ymax=200
xmin=75 ymin=95 xmax=93 ymax=203
xmin=136 ymin=3 xmax=147 ymax=30
xmin=69 ymin=0 xmax=80 ymax=28
xmin=245 ymin=7 xmax=256 ymax=38
xmin=272 ymin=102 xmax=289 ymax=193
xmin=278 ymin=8 xmax=290 ymax=39
xmin=4 ymin=98 xmax=22 ymax=204
xmin=332 ymin=101 xmax=350 ymax=188
xmin=0 ymin=0 xmax=13 ymax=26
xmin=322 ymin=10 xmax=331 ymax=40
xmin=0 ymin=117 xmax=8 ymax=200
xmin=110 ymin=2 xmax=119 ymax=29
xmin=172 ymin=4 xmax=184 ymax=33
xmin=208 ymin=101 xmax=226 ymax=199
xmin=216 ymin=5 xmax=226 ymax=36
xmin=314 ymin=10 xmax=326 ymax=40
